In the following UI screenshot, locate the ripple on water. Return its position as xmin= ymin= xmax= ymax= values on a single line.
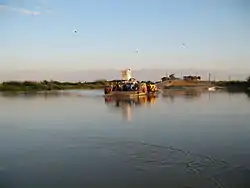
xmin=63 ymin=137 xmax=250 ymax=188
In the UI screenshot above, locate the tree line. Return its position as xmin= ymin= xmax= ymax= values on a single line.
xmin=0 ymin=77 xmax=249 ymax=92
xmin=0 ymin=80 xmax=108 ymax=92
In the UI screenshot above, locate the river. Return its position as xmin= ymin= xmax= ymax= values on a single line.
xmin=0 ymin=90 xmax=250 ymax=188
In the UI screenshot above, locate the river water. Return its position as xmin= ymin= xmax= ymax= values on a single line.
xmin=0 ymin=90 xmax=250 ymax=188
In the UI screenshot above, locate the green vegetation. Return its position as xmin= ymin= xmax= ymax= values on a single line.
xmin=247 ymin=76 xmax=250 ymax=86
xmin=215 ymin=76 xmax=250 ymax=92
xmin=1 ymin=76 xmax=250 ymax=94
xmin=215 ymin=80 xmax=248 ymax=89
xmin=0 ymin=80 xmax=108 ymax=92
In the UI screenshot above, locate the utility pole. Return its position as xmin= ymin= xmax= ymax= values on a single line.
xmin=208 ymin=73 xmax=211 ymax=82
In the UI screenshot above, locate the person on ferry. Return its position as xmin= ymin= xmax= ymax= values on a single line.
xmin=117 ymin=83 xmax=122 ymax=91
xmin=123 ymin=84 xmax=127 ymax=91
xmin=129 ymin=83 xmax=133 ymax=90
xmin=134 ymin=83 xmax=139 ymax=91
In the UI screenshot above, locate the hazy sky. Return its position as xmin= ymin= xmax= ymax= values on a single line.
xmin=0 ymin=0 xmax=249 ymax=71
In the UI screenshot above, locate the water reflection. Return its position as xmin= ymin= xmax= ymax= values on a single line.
xmin=0 ymin=91 xmax=86 ymax=99
xmin=161 ymin=89 xmax=202 ymax=102
xmin=0 ymin=90 xmax=250 ymax=187
xmin=104 ymin=96 xmax=157 ymax=121
xmin=246 ymin=91 xmax=250 ymax=99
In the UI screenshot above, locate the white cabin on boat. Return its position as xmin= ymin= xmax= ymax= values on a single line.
xmin=121 ymin=69 xmax=132 ymax=81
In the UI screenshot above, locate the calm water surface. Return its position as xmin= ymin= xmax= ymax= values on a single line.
xmin=0 ymin=90 xmax=250 ymax=188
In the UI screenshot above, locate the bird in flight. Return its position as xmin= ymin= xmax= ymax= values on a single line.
xmin=182 ymin=43 xmax=187 ymax=48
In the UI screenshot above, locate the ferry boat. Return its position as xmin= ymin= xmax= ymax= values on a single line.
xmin=104 ymin=69 xmax=159 ymax=97
xmin=104 ymin=81 xmax=159 ymax=98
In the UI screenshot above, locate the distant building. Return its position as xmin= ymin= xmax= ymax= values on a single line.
xmin=183 ymin=75 xmax=201 ymax=81
xmin=121 ymin=69 xmax=132 ymax=81
xmin=161 ymin=73 xmax=180 ymax=82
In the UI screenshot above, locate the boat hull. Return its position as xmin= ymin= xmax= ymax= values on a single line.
xmin=104 ymin=91 xmax=160 ymax=98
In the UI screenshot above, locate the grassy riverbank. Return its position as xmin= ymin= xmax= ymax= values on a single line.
xmin=214 ymin=80 xmax=250 ymax=92
xmin=0 ymin=80 xmax=107 ymax=92
xmin=1 ymin=78 xmax=250 ymax=93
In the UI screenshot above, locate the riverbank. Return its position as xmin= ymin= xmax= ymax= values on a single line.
xmin=0 ymin=80 xmax=107 ymax=92
xmin=214 ymin=81 xmax=250 ymax=92
xmin=1 ymin=79 xmax=249 ymax=93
